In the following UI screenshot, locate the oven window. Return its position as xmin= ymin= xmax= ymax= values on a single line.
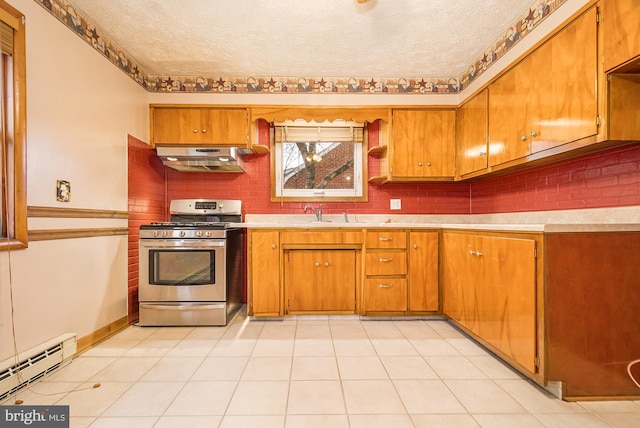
xmin=149 ymin=250 xmax=215 ymax=285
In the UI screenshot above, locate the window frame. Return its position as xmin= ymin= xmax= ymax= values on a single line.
xmin=0 ymin=1 xmax=27 ymax=250
xmin=270 ymin=122 xmax=368 ymax=203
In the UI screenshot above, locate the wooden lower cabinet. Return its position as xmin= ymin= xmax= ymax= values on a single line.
xmin=285 ymin=249 xmax=356 ymax=313
xmin=408 ymin=231 xmax=439 ymax=312
xmin=443 ymin=231 xmax=538 ymax=374
xmin=248 ymin=230 xmax=281 ymax=316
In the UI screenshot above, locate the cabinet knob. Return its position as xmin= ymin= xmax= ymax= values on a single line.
xmin=315 ymin=262 xmax=320 ymax=267
xmin=325 ymin=262 xmax=330 ymax=267
xmin=379 ymin=283 xmax=394 ymax=288
xmin=427 ymin=162 xmax=432 ymax=166
xmin=193 ymin=129 xmax=198 ymax=133
xmin=202 ymin=129 xmax=207 ymax=133
xmin=520 ymin=135 xmax=527 ymax=142
xmin=531 ymin=131 xmax=538 ymax=137
xmin=271 ymin=244 xmax=276 ymax=249
xmin=413 ymin=244 xmax=418 ymax=249
xmin=479 ymin=151 xmax=486 ymax=157
xmin=476 ymin=251 xmax=483 ymax=257
xmin=469 ymin=250 xmax=476 ymax=255
xmin=418 ymin=162 xmax=423 ymax=166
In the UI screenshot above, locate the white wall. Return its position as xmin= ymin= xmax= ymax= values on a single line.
xmin=0 ymin=0 xmax=149 ymax=359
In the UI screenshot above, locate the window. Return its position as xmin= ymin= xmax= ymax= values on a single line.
xmin=0 ymin=3 xmax=27 ymax=250
xmin=272 ymin=119 xmax=367 ymax=202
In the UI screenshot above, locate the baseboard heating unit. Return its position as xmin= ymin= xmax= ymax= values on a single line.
xmin=0 ymin=333 xmax=76 ymax=402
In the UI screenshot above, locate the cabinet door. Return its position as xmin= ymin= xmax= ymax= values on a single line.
xmin=200 ymin=108 xmax=248 ymax=145
xmin=488 ymin=57 xmax=532 ymax=167
xmin=456 ymin=89 xmax=488 ymax=177
xmin=321 ymin=250 xmax=356 ymax=312
xmin=603 ymin=0 xmax=640 ymax=72
xmin=531 ymin=7 xmax=598 ymax=152
xmin=364 ymin=278 xmax=407 ymax=311
xmin=285 ymin=249 xmax=356 ymax=313
xmin=249 ymin=231 xmax=281 ymax=316
xmin=152 ymin=108 xmax=202 ymax=144
xmin=442 ymin=233 xmax=481 ymax=334
xmin=392 ymin=110 xmax=426 ymax=177
xmin=424 ymin=110 xmax=456 ymax=177
xmin=408 ymin=231 xmax=439 ymax=312
xmin=477 ymin=236 xmax=537 ymax=373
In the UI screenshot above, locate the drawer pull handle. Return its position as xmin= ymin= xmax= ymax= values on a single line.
xmin=379 ymin=283 xmax=394 ymax=288
xmin=379 ymin=258 xmax=393 ymax=263
xmin=379 ymin=237 xmax=393 ymax=241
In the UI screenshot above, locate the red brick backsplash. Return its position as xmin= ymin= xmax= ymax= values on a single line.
xmin=127 ymin=135 xmax=166 ymax=323
xmin=471 ymin=144 xmax=640 ymax=213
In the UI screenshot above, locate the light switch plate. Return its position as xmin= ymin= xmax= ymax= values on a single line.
xmin=390 ymin=199 xmax=401 ymax=210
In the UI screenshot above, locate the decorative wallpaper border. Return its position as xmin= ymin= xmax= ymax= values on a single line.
xmin=34 ymin=0 xmax=566 ymax=95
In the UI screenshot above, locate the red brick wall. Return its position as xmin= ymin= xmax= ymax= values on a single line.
xmin=470 ymin=144 xmax=640 ymax=213
xmin=127 ymin=135 xmax=166 ymax=323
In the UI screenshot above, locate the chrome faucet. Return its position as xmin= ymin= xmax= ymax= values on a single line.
xmin=303 ymin=204 xmax=322 ymax=222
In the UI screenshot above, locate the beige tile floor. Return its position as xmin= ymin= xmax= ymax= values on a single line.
xmin=4 ymin=308 xmax=640 ymax=428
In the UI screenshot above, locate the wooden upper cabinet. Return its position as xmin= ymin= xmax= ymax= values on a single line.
xmin=488 ymin=6 xmax=598 ymax=167
xmin=151 ymin=106 xmax=249 ymax=146
xmin=602 ymin=0 xmax=640 ymax=72
xmin=456 ymin=89 xmax=488 ymax=177
xmin=391 ymin=109 xmax=456 ymax=180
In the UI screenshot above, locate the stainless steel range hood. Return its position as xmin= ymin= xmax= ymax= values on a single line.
xmin=156 ymin=147 xmax=245 ymax=172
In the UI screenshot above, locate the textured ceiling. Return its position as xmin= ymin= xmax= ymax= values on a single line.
xmin=67 ymin=0 xmax=536 ymax=80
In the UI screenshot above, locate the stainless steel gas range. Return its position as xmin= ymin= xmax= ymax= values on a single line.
xmin=138 ymin=199 xmax=243 ymax=326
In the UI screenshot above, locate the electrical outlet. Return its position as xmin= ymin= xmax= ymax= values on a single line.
xmin=390 ymin=199 xmax=401 ymax=210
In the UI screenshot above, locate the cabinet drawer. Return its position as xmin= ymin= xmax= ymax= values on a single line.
xmin=365 ymin=251 xmax=407 ymax=275
xmin=365 ymin=231 xmax=407 ymax=249
xmin=364 ymin=278 xmax=407 ymax=311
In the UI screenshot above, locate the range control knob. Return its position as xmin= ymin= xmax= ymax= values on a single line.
xmin=161 ymin=230 xmax=168 ymax=237
xmin=179 ymin=231 xmax=186 ymax=237
xmin=152 ymin=230 xmax=159 ymax=237
xmin=196 ymin=231 xmax=203 ymax=237
xmin=205 ymin=231 xmax=212 ymax=237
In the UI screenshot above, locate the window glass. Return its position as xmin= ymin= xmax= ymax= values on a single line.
xmin=273 ymin=120 xmax=365 ymax=201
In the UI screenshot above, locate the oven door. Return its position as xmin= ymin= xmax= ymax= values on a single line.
xmin=139 ymin=239 xmax=226 ymax=302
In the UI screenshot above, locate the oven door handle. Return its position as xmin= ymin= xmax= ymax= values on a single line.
xmin=140 ymin=303 xmax=226 ymax=311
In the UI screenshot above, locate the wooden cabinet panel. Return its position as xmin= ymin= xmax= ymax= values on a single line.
xmin=151 ymin=107 xmax=248 ymax=146
xmin=364 ymin=278 xmax=407 ymax=312
xmin=488 ymin=7 xmax=598 ymax=168
xmin=456 ymin=89 xmax=488 ymax=177
xmin=532 ymin=7 xmax=598 ymax=152
xmin=391 ymin=109 xmax=456 ymax=180
xmin=248 ymin=230 xmax=281 ymax=316
xmin=602 ymin=0 xmax=640 ymax=72
xmin=477 ymin=235 xmax=536 ymax=373
xmin=285 ymin=249 xmax=356 ymax=313
xmin=365 ymin=230 xmax=407 ymax=249
xmin=488 ymin=58 xmax=531 ymax=167
xmin=365 ymin=251 xmax=407 ymax=276
xmin=408 ymin=231 xmax=439 ymax=312
xmin=443 ymin=232 xmax=537 ymax=373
